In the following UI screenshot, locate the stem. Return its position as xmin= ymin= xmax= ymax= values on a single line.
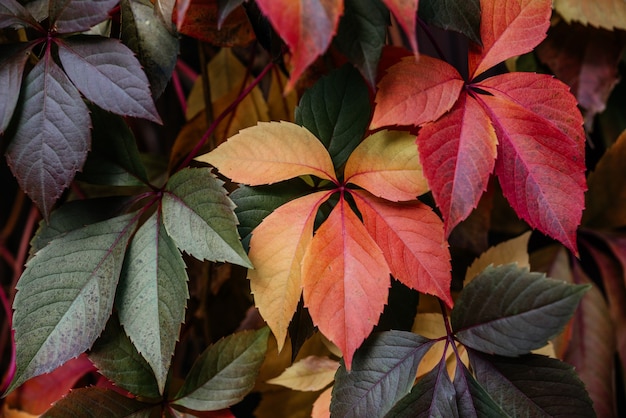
xmin=176 ymin=59 xmax=199 ymax=82
xmin=439 ymin=298 xmax=454 ymax=338
xmin=172 ymin=70 xmax=187 ymax=115
xmin=417 ymin=18 xmax=448 ymax=62
xmin=198 ymin=43 xmax=215 ymax=149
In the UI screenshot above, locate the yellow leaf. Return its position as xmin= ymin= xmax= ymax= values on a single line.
xmin=2 ymin=405 xmax=37 ymax=418
xmin=464 ymin=231 xmax=531 ymax=282
xmin=254 ymin=388 xmax=321 ymax=418
xmin=266 ymin=355 xmax=339 ymax=391
xmin=311 ymin=387 xmax=332 ymax=418
xmin=267 ymin=67 xmax=298 ymax=122
xmin=344 ymin=130 xmax=429 ymax=202
xmin=554 ymin=0 xmax=626 ymax=30
xmin=197 ymin=121 xmax=337 ymax=185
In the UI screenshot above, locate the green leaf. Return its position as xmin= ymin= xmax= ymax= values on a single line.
xmin=384 ymin=357 xmax=457 ymax=418
xmin=78 ymin=107 xmax=149 ymax=186
xmin=469 ymin=351 xmax=595 ymax=417
xmin=173 ymin=327 xmax=270 ymax=411
xmin=117 ymin=211 xmax=189 ymax=394
xmin=230 ymin=179 xmax=312 ymax=251
xmin=41 ymin=387 xmax=154 ymax=418
xmin=333 ymin=0 xmax=389 ymax=88
xmin=8 ymin=212 xmax=139 ymax=393
xmin=451 ymin=264 xmax=589 ymax=356
xmin=331 ymin=331 xmax=435 ymax=418
xmin=88 ymin=315 xmax=161 ymax=400
xmin=294 ymin=65 xmax=371 ymax=169
xmin=453 ymin=361 xmax=509 ymax=418
xmin=162 ymin=167 xmax=251 ymax=267
xmin=121 ymin=0 xmax=179 ymax=99
xmin=418 ymin=0 xmax=482 ymax=45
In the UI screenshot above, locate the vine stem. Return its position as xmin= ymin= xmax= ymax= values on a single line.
xmin=175 ymin=60 xmax=275 ymax=172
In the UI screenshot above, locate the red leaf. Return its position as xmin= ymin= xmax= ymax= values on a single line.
xmin=468 ymin=0 xmax=551 ymax=79
xmin=417 ymin=91 xmax=497 ymax=235
xmin=382 ymin=0 xmax=419 ymax=54
xmin=302 ymin=196 xmax=390 ymax=368
xmin=371 ymin=55 xmax=464 ymax=129
xmin=255 ymin=0 xmax=344 ymax=90
xmin=352 ymin=190 xmax=453 ymax=307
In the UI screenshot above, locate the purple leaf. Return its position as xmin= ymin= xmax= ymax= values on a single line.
xmin=49 ymin=0 xmax=118 ymax=33
xmin=5 ymin=51 xmax=90 ymax=218
xmin=0 ymin=43 xmax=35 ymax=134
xmin=0 ymin=0 xmax=39 ymax=29
xmin=57 ymin=37 xmax=162 ymax=123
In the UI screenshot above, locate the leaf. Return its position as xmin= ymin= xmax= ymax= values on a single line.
xmin=57 ymin=37 xmax=161 ymax=123
xmin=173 ymin=328 xmax=270 ymax=411
xmin=266 ymin=355 xmax=339 ymax=391
xmin=383 ymin=0 xmax=419 ymax=53
xmin=0 ymin=43 xmax=35 ymax=134
xmin=6 ymin=52 xmax=90 ymax=218
xmin=344 ymin=130 xmax=428 ymax=201
xmin=311 ymin=387 xmax=332 ymax=418
xmin=554 ymin=0 xmax=626 ymax=30
xmin=384 ymin=357 xmax=458 ymax=418
xmin=121 ymin=0 xmax=180 ymax=98
xmin=255 ymin=0 xmax=344 ymax=90
xmin=469 ymin=351 xmax=595 ymax=417
xmin=352 ymin=191 xmax=453 ymax=307
xmin=0 ymin=0 xmax=39 ymax=29
xmin=255 ymin=388 xmax=321 ymax=418
xmin=248 ymin=191 xmax=332 ymax=351
xmin=464 ymin=231 xmax=531 ymax=282
xmin=371 ymin=55 xmax=464 ymax=129
xmin=333 ymin=0 xmax=388 ymax=87
xmin=41 ymin=387 xmax=152 ymax=418
xmin=8 ymin=213 xmax=138 ymax=392
xmin=330 ymin=330 xmax=435 ymax=418
xmin=49 ymin=0 xmax=119 ymax=33
xmin=468 ymin=0 xmax=551 ymax=79
xmin=161 ymin=167 xmax=251 ymax=267
xmin=453 ymin=361 xmax=509 ymax=417
xmin=451 ymin=263 xmax=589 ymax=356
xmin=302 ymin=196 xmax=391 ymax=368
xmin=217 ymin=0 xmax=245 ymax=27
xmin=198 ymin=121 xmax=337 ymax=185
xmin=88 ymin=315 xmax=161 ymax=399
xmin=418 ymin=0 xmax=481 ymax=44
xmin=416 ymin=92 xmax=497 ymax=235
xmin=116 ymin=211 xmax=189 ymax=394
xmin=294 ymin=65 xmax=371 ymax=168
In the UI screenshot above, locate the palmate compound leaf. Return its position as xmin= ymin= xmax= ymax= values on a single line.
xmin=248 ymin=191 xmax=333 ymax=351
xmin=116 ymin=211 xmax=189 ymax=394
xmin=453 ymin=360 xmax=509 ymax=417
xmin=0 ymin=43 xmax=35 ymax=134
xmin=57 ymin=36 xmax=161 ymax=124
xmin=197 ymin=121 xmax=337 ymax=185
xmin=302 ymin=196 xmax=391 ymax=369
xmin=352 ymin=190 xmax=453 ymax=307
xmin=48 ymin=0 xmax=119 ymax=33
xmin=173 ymin=327 xmax=270 ymax=411
xmin=161 ymin=167 xmax=251 ymax=268
xmin=468 ymin=350 xmax=595 ymax=417
xmin=451 ymin=263 xmax=589 ymax=356
xmin=330 ymin=330 xmax=435 ymax=418
xmin=5 ymin=52 xmax=90 ymax=219
xmin=7 ymin=212 xmax=139 ymax=393
xmin=41 ymin=387 xmax=154 ymax=418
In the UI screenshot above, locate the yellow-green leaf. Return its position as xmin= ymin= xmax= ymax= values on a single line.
xmin=266 ymin=355 xmax=339 ymax=391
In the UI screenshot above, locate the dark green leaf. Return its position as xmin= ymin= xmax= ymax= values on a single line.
xmin=57 ymin=37 xmax=161 ymax=123
xmin=384 ymin=357 xmax=458 ymax=418
xmin=0 ymin=43 xmax=35 ymax=134
xmin=5 ymin=52 xmax=90 ymax=218
xmin=173 ymin=327 xmax=270 ymax=411
xmin=79 ymin=107 xmax=149 ymax=186
xmin=89 ymin=315 xmax=161 ymax=400
xmin=451 ymin=263 xmax=589 ymax=356
xmin=333 ymin=0 xmax=388 ymax=88
xmin=418 ymin=0 xmax=481 ymax=44
xmin=162 ymin=167 xmax=251 ymax=267
xmin=8 ymin=212 xmax=139 ymax=393
xmin=117 ymin=211 xmax=189 ymax=394
xmin=49 ymin=0 xmax=119 ymax=34
xmin=121 ymin=0 xmax=179 ymax=98
xmin=469 ymin=351 xmax=596 ymax=417
xmin=331 ymin=331 xmax=435 ymax=418
xmin=294 ymin=65 xmax=371 ymax=169
xmin=453 ymin=361 xmax=509 ymax=418
xmin=41 ymin=387 xmax=154 ymax=418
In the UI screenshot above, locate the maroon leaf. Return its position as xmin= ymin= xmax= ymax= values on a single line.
xmin=5 ymin=51 xmax=90 ymax=218
xmin=57 ymin=37 xmax=162 ymax=123
xmin=49 ymin=0 xmax=119 ymax=33
xmin=0 ymin=0 xmax=39 ymax=29
xmin=0 ymin=43 xmax=35 ymax=134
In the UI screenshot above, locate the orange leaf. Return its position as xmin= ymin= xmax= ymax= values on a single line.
xmin=352 ymin=190 xmax=453 ymax=307
xmin=248 ymin=191 xmax=332 ymax=351
xmin=311 ymin=387 xmax=332 ymax=418
xmin=468 ymin=0 xmax=551 ymax=79
xmin=302 ymin=196 xmax=390 ymax=369
xmin=344 ymin=130 xmax=428 ymax=202
xmin=383 ymin=0 xmax=419 ymax=54
xmin=371 ymin=55 xmax=464 ymax=129
xmin=256 ymin=0 xmax=344 ymax=90
xmin=197 ymin=121 xmax=337 ymax=185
